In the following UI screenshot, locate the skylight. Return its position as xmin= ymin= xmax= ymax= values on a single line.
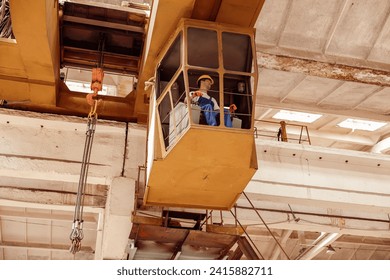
xmin=337 ymin=118 xmax=387 ymax=131
xmin=272 ymin=110 xmax=322 ymax=123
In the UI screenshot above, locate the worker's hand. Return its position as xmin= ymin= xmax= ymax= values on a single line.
xmin=192 ymin=91 xmax=203 ymax=98
xmin=229 ymin=104 xmax=237 ymax=113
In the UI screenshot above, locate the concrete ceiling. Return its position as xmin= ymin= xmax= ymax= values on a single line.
xmin=1 ymin=0 xmax=390 ymax=260
xmin=255 ymin=0 xmax=390 ymax=154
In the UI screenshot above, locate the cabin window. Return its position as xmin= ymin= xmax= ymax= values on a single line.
xmin=157 ymin=72 xmax=187 ymax=150
xmin=157 ymin=32 xmax=182 ymax=99
xmin=187 ymin=70 xmax=221 ymax=126
xmin=187 ymin=27 xmax=218 ymax=69
xmin=223 ymin=74 xmax=253 ymax=129
xmin=222 ymin=32 xmax=253 ymax=73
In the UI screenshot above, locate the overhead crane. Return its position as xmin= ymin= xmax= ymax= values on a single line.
xmin=0 ymin=0 xmax=265 ymax=259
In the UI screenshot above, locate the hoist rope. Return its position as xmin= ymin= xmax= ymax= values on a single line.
xmin=69 ymin=101 xmax=98 ymax=254
xmin=70 ymin=33 xmax=104 ymax=254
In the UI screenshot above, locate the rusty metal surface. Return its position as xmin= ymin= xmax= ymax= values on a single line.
xmin=180 ymin=229 xmax=238 ymax=248
xmin=62 ymin=47 xmax=140 ymax=75
xmin=237 ymin=236 xmax=261 ymax=260
xmin=258 ymin=52 xmax=390 ymax=87
xmin=129 ymin=223 xmax=243 ymax=259
xmin=60 ymin=1 xmax=145 ymax=75
xmin=216 ymin=0 xmax=265 ymax=27
xmin=191 ymin=0 xmax=222 ymax=21
xmin=134 ymin=224 xmax=189 ymax=243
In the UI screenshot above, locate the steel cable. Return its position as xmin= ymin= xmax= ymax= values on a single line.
xmin=69 ymin=110 xmax=97 ymax=254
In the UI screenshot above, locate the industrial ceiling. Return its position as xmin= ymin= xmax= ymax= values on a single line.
xmin=0 ymin=0 xmax=390 ymax=260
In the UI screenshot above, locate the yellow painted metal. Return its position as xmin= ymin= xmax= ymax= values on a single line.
xmin=145 ymin=127 xmax=257 ymax=210
xmin=216 ymin=0 xmax=265 ymax=27
xmin=191 ymin=0 xmax=265 ymax=27
xmin=134 ymin=0 xmax=265 ymax=122
xmin=0 ymin=41 xmax=26 ymax=78
xmin=0 ymin=0 xmax=59 ymax=104
xmin=1 ymin=0 xmax=265 ymax=122
xmin=134 ymin=0 xmax=196 ymax=120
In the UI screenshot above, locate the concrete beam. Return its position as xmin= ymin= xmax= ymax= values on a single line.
xmin=124 ymin=124 xmax=147 ymax=179
xmin=254 ymin=120 xmax=375 ymax=146
xmin=247 ymin=139 xmax=390 ymax=214
xmin=243 ymin=227 xmax=390 ymax=247
xmin=0 ymin=198 xmax=104 ymax=214
xmin=101 ymin=177 xmax=135 ymax=260
xmin=0 ymin=154 xmax=113 ymax=185
xmin=0 ymin=240 xmax=93 ymax=253
xmin=0 ymin=209 xmax=97 ymax=224
xmin=371 ymin=136 xmax=390 ymax=154
xmin=218 ymin=205 xmax=390 ymax=239
xmin=255 ymin=96 xmax=390 ymax=122
xmin=196 ymin=139 xmax=390 ymax=239
xmin=0 ymin=186 xmax=106 ymax=207
xmin=94 ymin=212 xmax=105 ymax=260
xmin=0 ymin=108 xmax=126 ymax=184
xmin=258 ymin=52 xmax=390 ymax=87
xmin=270 ymin=230 xmax=292 ymax=260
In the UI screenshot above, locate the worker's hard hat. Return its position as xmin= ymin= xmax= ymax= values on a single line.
xmin=197 ymin=75 xmax=214 ymax=85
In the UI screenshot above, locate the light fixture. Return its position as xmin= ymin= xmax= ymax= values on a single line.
xmin=273 ymin=110 xmax=322 ymax=123
xmin=66 ymin=80 xmax=113 ymax=96
xmin=65 ymin=81 xmax=92 ymax=94
xmin=337 ymin=118 xmax=386 ymax=132
xmin=326 ymin=245 xmax=336 ymax=255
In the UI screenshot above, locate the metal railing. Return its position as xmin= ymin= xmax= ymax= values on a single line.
xmin=254 ymin=119 xmax=311 ymax=145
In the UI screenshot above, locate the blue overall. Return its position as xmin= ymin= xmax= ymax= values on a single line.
xmin=198 ymin=96 xmax=232 ymax=127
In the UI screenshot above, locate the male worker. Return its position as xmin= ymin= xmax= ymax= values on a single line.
xmin=189 ymin=74 xmax=236 ymax=127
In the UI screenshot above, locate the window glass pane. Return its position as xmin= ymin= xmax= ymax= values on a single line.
xmin=187 ymin=70 xmax=220 ymax=126
xmin=222 ymin=32 xmax=252 ymax=72
xmin=187 ymin=28 xmax=218 ymax=68
xmin=223 ymin=75 xmax=253 ymax=129
xmin=158 ymin=73 xmax=188 ymax=150
xmin=157 ymin=32 xmax=182 ymax=99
